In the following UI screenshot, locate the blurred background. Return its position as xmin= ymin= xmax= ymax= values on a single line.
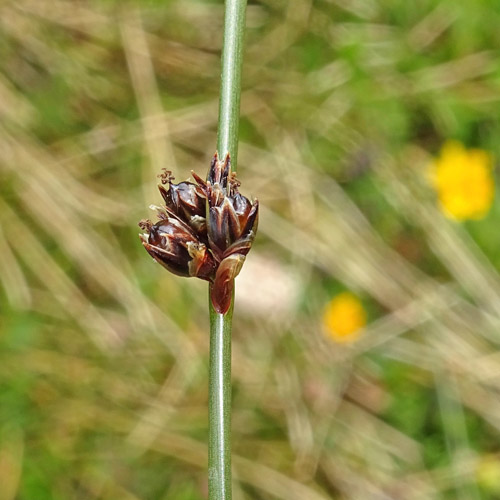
xmin=2 ymin=0 xmax=500 ymax=498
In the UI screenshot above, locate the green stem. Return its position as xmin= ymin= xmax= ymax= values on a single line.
xmin=216 ymin=0 xmax=247 ymax=171
xmin=209 ymin=1 xmax=247 ymax=499
xmin=208 ymin=296 xmax=234 ymax=500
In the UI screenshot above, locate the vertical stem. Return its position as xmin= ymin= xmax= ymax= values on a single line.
xmin=216 ymin=0 xmax=247 ymax=171
xmin=208 ymin=296 xmax=234 ymax=500
xmin=209 ymin=1 xmax=247 ymax=499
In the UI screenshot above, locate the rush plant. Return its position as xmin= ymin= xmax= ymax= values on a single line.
xmin=139 ymin=1 xmax=251 ymax=498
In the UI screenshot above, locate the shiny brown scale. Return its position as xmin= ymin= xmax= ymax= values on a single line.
xmin=139 ymin=216 xmax=215 ymax=280
xmin=157 ymin=171 xmax=208 ymax=237
xmin=139 ymin=153 xmax=258 ymax=314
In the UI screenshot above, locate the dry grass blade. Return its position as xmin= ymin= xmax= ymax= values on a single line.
xmin=0 ymin=425 xmax=24 ymax=500
xmin=0 ymin=198 xmax=121 ymax=349
xmin=120 ymin=7 xmax=177 ymax=202
xmin=0 ymin=224 xmax=31 ymax=309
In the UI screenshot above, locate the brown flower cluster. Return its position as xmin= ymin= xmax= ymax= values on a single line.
xmin=139 ymin=153 xmax=258 ymax=314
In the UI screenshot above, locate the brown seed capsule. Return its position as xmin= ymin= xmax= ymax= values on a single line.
xmin=203 ymin=153 xmax=259 ymax=313
xmin=139 ymin=216 xmax=215 ymax=280
xmin=204 ymin=153 xmax=259 ymax=260
xmin=139 ymin=152 xmax=258 ymax=315
xmin=157 ymin=169 xmax=208 ymax=237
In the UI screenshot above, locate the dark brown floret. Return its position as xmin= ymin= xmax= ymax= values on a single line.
xmin=139 ymin=152 xmax=258 ymax=314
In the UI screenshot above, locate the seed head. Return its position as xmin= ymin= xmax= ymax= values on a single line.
xmin=139 ymin=153 xmax=258 ymax=314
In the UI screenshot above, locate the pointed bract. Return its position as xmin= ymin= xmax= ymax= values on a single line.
xmin=211 ymin=254 xmax=245 ymax=314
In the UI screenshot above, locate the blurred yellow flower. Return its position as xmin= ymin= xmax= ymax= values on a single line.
xmin=323 ymin=292 xmax=366 ymax=343
xmin=477 ymin=455 xmax=500 ymax=495
xmin=432 ymin=141 xmax=495 ymax=220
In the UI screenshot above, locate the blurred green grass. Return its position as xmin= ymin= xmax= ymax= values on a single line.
xmin=2 ymin=0 xmax=500 ymax=498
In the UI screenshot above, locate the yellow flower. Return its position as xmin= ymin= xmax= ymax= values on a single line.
xmin=323 ymin=292 xmax=366 ymax=343
xmin=432 ymin=141 xmax=495 ymax=220
xmin=477 ymin=455 xmax=500 ymax=495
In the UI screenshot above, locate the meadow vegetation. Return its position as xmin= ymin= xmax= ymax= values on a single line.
xmin=1 ymin=0 xmax=500 ymax=498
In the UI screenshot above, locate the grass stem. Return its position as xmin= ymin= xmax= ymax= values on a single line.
xmin=208 ymin=297 xmax=234 ymax=500
xmin=208 ymin=1 xmax=247 ymax=499
xmin=216 ymin=0 xmax=247 ymax=170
